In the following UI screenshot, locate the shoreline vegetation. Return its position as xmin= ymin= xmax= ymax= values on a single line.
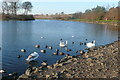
xmin=0 ymin=14 xmax=35 ymax=21
xmin=2 ymin=40 xmax=119 ymax=80
xmin=33 ymin=6 xmax=120 ymax=28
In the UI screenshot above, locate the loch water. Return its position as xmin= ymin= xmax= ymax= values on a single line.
xmin=1 ymin=20 xmax=118 ymax=76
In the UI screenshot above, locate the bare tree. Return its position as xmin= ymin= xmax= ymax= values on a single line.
xmin=9 ymin=2 xmax=19 ymax=15
xmin=22 ymin=2 xmax=33 ymax=15
xmin=2 ymin=1 xmax=8 ymax=14
xmin=2 ymin=0 xmax=20 ymax=15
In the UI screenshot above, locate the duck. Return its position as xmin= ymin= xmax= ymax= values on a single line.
xmin=41 ymin=37 xmax=45 ymax=39
xmin=59 ymin=41 xmax=68 ymax=47
xmin=17 ymin=55 xmax=22 ymax=58
xmin=20 ymin=49 xmax=26 ymax=52
xmin=86 ymin=40 xmax=96 ymax=48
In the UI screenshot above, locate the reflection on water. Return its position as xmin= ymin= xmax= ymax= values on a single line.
xmin=1 ymin=20 xmax=118 ymax=76
xmin=28 ymin=61 xmax=39 ymax=66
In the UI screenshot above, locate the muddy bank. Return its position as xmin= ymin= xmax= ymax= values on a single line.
xmin=14 ymin=40 xmax=119 ymax=80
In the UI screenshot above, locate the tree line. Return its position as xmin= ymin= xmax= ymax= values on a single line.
xmin=71 ymin=2 xmax=120 ymax=21
xmin=1 ymin=0 xmax=33 ymax=15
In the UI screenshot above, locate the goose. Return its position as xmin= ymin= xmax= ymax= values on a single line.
xmin=59 ymin=41 xmax=68 ymax=47
xmin=86 ymin=40 xmax=96 ymax=48
xmin=26 ymin=52 xmax=39 ymax=62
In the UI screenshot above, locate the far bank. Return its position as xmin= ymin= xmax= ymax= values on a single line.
xmin=0 ymin=14 xmax=35 ymax=21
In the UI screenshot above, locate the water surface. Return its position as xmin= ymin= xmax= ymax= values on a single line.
xmin=1 ymin=20 xmax=118 ymax=76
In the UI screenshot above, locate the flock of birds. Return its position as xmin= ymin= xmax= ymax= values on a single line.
xmin=19 ymin=36 xmax=96 ymax=62
xmin=0 ymin=36 xmax=96 ymax=73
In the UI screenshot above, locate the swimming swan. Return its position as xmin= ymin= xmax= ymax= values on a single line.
xmin=59 ymin=41 xmax=68 ymax=47
xmin=86 ymin=40 xmax=96 ymax=48
xmin=26 ymin=52 xmax=39 ymax=61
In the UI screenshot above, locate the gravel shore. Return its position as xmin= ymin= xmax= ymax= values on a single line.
xmin=3 ymin=40 xmax=119 ymax=80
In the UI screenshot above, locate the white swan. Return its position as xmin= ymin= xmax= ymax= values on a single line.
xmin=86 ymin=40 xmax=96 ymax=48
xmin=26 ymin=52 xmax=39 ymax=62
xmin=59 ymin=41 xmax=68 ymax=47
xmin=0 ymin=70 xmax=5 ymax=73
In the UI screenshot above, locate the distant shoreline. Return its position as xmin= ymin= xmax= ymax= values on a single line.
xmin=33 ymin=16 xmax=120 ymax=31
xmin=1 ymin=14 xmax=119 ymax=31
xmin=0 ymin=14 xmax=35 ymax=21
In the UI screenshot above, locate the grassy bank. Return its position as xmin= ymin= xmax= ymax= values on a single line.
xmin=61 ymin=18 xmax=120 ymax=26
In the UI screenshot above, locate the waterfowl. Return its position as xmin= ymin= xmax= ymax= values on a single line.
xmin=86 ymin=40 xmax=96 ymax=48
xmin=66 ymin=54 xmax=70 ymax=57
xmin=35 ymin=45 xmax=40 ymax=48
xmin=72 ymin=35 xmax=74 ymax=38
xmin=45 ymin=45 xmax=48 ymax=48
xmin=60 ymin=38 xmax=63 ymax=41
xmin=79 ymin=50 xmax=85 ymax=54
xmin=20 ymin=49 xmax=26 ymax=52
xmin=17 ymin=55 xmax=22 ymax=58
xmin=41 ymin=37 xmax=44 ymax=39
xmin=56 ymin=49 xmax=59 ymax=52
xmin=72 ymin=41 xmax=74 ymax=44
xmin=41 ymin=50 xmax=46 ymax=53
xmin=66 ymin=49 xmax=72 ymax=52
xmin=0 ymin=69 xmax=5 ymax=73
xmin=80 ymin=42 xmax=83 ymax=45
xmin=53 ymin=53 xmax=58 ymax=55
xmin=76 ymin=51 xmax=78 ymax=53
xmin=59 ymin=52 xmax=64 ymax=55
xmin=26 ymin=52 xmax=39 ymax=62
xmin=59 ymin=41 xmax=68 ymax=47
xmin=84 ymin=42 xmax=86 ymax=45
xmin=49 ymin=46 xmax=52 ymax=50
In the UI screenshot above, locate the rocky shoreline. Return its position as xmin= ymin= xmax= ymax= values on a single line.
xmin=2 ymin=40 xmax=119 ymax=80
xmin=17 ymin=40 xmax=119 ymax=79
